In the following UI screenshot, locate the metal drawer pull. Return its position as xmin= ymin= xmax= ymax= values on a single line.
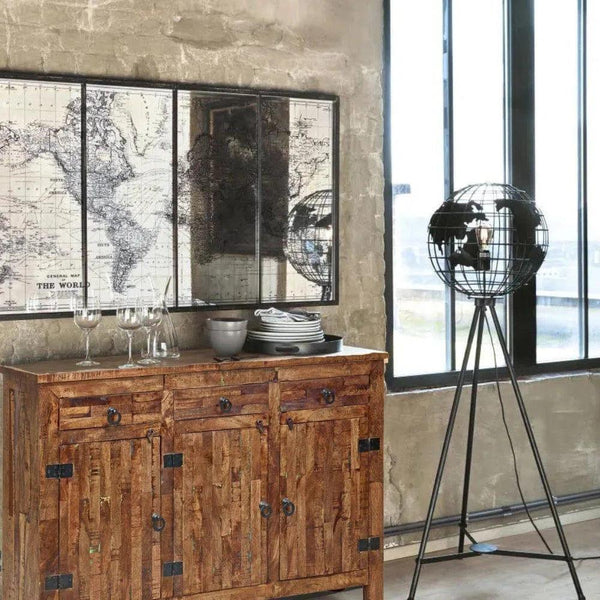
xmin=321 ymin=388 xmax=335 ymax=404
xmin=106 ymin=407 xmax=122 ymax=426
xmin=282 ymin=498 xmax=296 ymax=517
xmin=256 ymin=420 xmax=266 ymax=434
xmin=151 ymin=513 xmax=166 ymax=532
xmin=259 ymin=501 xmax=273 ymax=519
xmin=219 ymin=397 xmax=233 ymax=412
xmin=286 ymin=417 xmax=294 ymax=431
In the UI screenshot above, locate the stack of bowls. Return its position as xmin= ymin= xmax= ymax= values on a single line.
xmin=206 ymin=318 xmax=248 ymax=357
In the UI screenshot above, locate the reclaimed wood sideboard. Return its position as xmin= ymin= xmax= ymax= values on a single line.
xmin=1 ymin=346 xmax=386 ymax=600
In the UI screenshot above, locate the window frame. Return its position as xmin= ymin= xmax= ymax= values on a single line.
xmin=384 ymin=0 xmax=600 ymax=392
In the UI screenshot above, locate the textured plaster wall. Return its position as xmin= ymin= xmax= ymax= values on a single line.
xmin=0 ymin=0 xmax=386 ymax=364
xmin=384 ymin=372 xmax=600 ymax=544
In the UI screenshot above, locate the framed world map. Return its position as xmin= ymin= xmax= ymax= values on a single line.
xmin=0 ymin=72 xmax=338 ymax=317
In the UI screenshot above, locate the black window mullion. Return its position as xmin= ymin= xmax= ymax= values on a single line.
xmin=443 ymin=0 xmax=456 ymax=371
xmin=578 ymin=0 xmax=589 ymax=359
xmin=506 ymin=0 xmax=537 ymax=370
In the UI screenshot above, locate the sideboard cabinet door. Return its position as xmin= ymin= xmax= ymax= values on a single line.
xmin=173 ymin=420 xmax=269 ymax=595
xmin=58 ymin=436 xmax=162 ymax=600
xmin=279 ymin=409 xmax=369 ymax=581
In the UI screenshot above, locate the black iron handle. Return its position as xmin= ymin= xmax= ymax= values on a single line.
xmin=282 ymin=498 xmax=296 ymax=517
xmin=321 ymin=388 xmax=335 ymax=405
xmin=259 ymin=501 xmax=273 ymax=519
xmin=151 ymin=513 xmax=166 ymax=532
xmin=106 ymin=407 xmax=122 ymax=426
xmin=256 ymin=420 xmax=266 ymax=434
xmin=219 ymin=397 xmax=233 ymax=413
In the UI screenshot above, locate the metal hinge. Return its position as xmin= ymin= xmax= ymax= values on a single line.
xmin=358 ymin=438 xmax=380 ymax=453
xmin=163 ymin=453 xmax=183 ymax=468
xmin=45 ymin=463 xmax=74 ymax=479
xmin=45 ymin=574 xmax=73 ymax=590
xmin=162 ymin=561 xmax=183 ymax=577
xmin=358 ymin=537 xmax=381 ymax=552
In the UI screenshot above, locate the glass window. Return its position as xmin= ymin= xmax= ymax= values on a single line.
xmin=535 ymin=0 xmax=581 ymax=363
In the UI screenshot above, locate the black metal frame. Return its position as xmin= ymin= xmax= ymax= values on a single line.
xmin=0 ymin=69 xmax=340 ymax=320
xmin=406 ymin=297 xmax=587 ymax=600
xmin=384 ymin=0 xmax=600 ymax=391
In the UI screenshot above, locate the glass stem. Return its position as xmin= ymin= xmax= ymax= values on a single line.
xmin=84 ymin=330 xmax=91 ymax=362
xmin=127 ymin=331 xmax=133 ymax=364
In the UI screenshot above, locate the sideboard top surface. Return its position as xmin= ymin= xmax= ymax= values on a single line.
xmin=0 ymin=346 xmax=388 ymax=384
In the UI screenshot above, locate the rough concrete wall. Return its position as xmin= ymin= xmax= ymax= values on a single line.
xmin=0 ymin=0 xmax=386 ymax=364
xmin=385 ymin=372 xmax=600 ymax=543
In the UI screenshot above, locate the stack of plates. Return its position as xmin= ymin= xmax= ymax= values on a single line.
xmin=248 ymin=315 xmax=325 ymax=343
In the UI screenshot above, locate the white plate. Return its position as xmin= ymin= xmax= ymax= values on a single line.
xmin=258 ymin=323 xmax=322 ymax=332
xmin=248 ymin=331 xmax=325 ymax=342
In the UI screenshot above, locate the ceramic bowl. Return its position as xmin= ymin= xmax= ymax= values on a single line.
xmin=206 ymin=319 xmax=248 ymax=356
xmin=206 ymin=317 xmax=248 ymax=331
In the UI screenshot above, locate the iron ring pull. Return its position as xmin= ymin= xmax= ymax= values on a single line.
xmin=106 ymin=407 xmax=122 ymax=426
xmin=151 ymin=513 xmax=166 ymax=532
xmin=321 ymin=388 xmax=335 ymax=405
xmin=219 ymin=397 xmax=233 ymax=413
xmin=259 ymin=501 xmax=273 ymax=519
xmin=282 ymin=498 xmax=296 ymax=517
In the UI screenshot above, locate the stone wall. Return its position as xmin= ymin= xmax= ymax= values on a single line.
xmin=0 ymin=0 xmax=386 ymax=364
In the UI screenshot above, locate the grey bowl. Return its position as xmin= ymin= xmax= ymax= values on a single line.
xmin=206 ymin=317 xmax=248 ymax=331
xmin=207 ymin=327 xmax=248 ymax=357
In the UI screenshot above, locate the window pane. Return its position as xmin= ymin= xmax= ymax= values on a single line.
xmin=391 ymin=1 xmax=446 ymax=376
xmin=588 ymin=0 xmax=600 ymax=357
xmin=535 ymin=0 xmax=581 ymax=362
xmin=453 ymin=0 xmax=506 ymax=368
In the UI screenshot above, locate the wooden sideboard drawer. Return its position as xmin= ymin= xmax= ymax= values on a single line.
xmin=280 ymin=374 xmax=370 ymax=412
xmin=174 ymin=383 xmax=269 ymax=420
xmin=59 ymin=390 xmax=162 ymax=430
xmin=166 ymin=368 xmax=275 ymax=390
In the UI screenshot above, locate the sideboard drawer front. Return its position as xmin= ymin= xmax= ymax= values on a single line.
xmin=174 ymin=383 xmax=269 ymax=420
xmin=280 ymin=375 xmax=370 ymax=412
xmin=166 ymin=368 xmax=275 ymax=390
xmin=59 ymin=394 xmax=134 ymax=430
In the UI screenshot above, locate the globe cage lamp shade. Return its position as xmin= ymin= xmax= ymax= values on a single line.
xmin=427 ymin=183 xmax=549 ymax=298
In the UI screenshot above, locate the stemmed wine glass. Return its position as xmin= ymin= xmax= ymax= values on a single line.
xmin=116 ymin=302 xmax=143 ymax=369
xmin=73 ymin=296 xmax=102 ymax=367
xmin=139 ymin=297 xmax=163 ymax=365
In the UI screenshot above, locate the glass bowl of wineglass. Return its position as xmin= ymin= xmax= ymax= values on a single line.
xmin=139 ymin=296 xmax=163 ymax=365
xmin=73 ymin=296 xmax=102 ymax=367
xmin=116 ymin=301 xmax=143 ymax=369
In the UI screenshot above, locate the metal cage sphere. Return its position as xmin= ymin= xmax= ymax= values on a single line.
xmin=285 ymin=189 xmax=333 ymax=290
xmin=427 ymin=183 xmax=549 ymax=298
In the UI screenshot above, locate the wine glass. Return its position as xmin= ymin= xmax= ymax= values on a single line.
xmin=73 ymin=297 xmax=102 ymax=367
xmin=116 ymin=302 xmax=143 ymax=369
xmin=139 ymin=297 xmax=163 ymax=365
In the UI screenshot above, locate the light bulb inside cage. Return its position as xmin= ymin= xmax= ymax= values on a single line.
xmin=474 ymin=222 xmax=494 ymax=271
xmin=427 ymin=183 xmax=549 ymax=298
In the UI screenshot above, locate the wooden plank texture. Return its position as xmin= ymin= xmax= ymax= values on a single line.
xmin=174 ymin=424 xmax=269 ymax=595
xmin=279 ymin=414 xmax=368 ymax=581
xmin=59 ymin=436 xmax=161 ymax=600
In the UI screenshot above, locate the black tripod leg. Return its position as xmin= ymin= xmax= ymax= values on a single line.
xmin=458 ymin=302 xmax=486 ymax=553
xmin=489 ymin=305 xmax=586 ymax=600
xmin=406 ymin=306 xmax=482 ymax=600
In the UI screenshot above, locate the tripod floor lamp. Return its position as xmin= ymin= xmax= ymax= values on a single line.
xmin=407 ymin=183 xmax=586 ymax=599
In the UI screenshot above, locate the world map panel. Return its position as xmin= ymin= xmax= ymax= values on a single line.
xmin=0 ymin=79 xmax=83 ymax=313
xmin=85 ymin=85 xmax=182 ymax=306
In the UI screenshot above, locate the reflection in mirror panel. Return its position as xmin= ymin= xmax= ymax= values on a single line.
xmin=260 ymin=97 xmax=335 ymax=303
xmin=0 ymin=79 xmax=82 ymax=313
xmin=177 ymin=91 xmax=260 ymax=306
xmin=85 ymin=85 xmax=175 ymax=307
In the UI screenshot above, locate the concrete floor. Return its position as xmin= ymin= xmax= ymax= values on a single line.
xmin=304 ymin=519 xmax=600 ymax=600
